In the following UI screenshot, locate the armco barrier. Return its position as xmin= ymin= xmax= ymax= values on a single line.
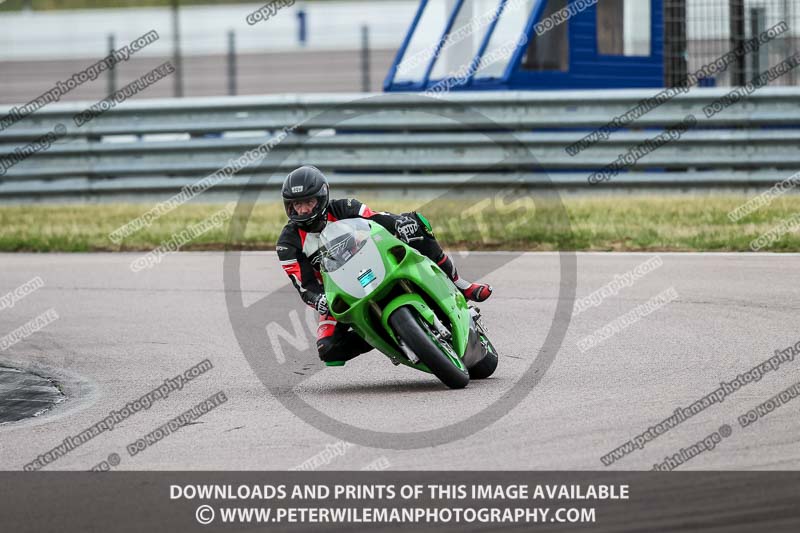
xmin=1 ymin=88 xmax=799 ymax=200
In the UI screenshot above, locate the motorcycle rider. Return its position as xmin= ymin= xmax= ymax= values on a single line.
xmin=276 ymin=165 xmax=492 ymax=364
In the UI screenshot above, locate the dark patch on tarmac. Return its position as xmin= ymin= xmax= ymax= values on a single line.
xmin=0 ymin=365 xmax=65 ymax=424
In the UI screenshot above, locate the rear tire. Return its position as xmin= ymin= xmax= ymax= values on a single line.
xmin=469 ymin=333 xmax=498 ymax=379
xmin=388 ymin=306 xmax=469 ymax=390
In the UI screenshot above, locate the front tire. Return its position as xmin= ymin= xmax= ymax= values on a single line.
xmin=388 ymin=306 xmax=469 ymax=390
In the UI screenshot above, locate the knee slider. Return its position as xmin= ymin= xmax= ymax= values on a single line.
xmin=414 ymin=211 xmax=434 ymax=236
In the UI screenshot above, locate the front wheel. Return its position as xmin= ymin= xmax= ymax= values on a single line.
xmin=388 ymin=306 xmax=469 ymax=390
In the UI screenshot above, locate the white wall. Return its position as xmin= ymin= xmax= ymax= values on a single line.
xmin=0 ymin=1 xmax=421 ymax=61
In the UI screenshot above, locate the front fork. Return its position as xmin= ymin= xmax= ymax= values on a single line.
xmin=470 ymin=306 xmax=487 ymax=335
xmin=388 ymin=280 xmax=453 ymax=366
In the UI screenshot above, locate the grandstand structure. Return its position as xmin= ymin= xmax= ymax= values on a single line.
xmin=384 ymin=0 xmax=799 ymax=92
xmin=0 ymin=0 xmax=797 ymax=105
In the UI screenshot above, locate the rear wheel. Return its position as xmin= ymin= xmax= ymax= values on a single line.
xmin=469 ymin=332 xmax=498 ymax=379
xmin=388 ymin=306 xmax=469 ymax=389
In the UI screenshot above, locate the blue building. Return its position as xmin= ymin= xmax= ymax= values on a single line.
xmin=384 ymin=0 xmax=665 ymax=92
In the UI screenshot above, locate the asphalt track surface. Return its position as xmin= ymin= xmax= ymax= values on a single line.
xmin=1 ymin=251 xmax=798 ymax=471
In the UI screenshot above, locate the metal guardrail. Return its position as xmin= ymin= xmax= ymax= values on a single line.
xmin=1 ymin=88 xmax=800 ymax=200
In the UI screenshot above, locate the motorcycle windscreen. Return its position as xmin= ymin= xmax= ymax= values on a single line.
xmin=319 ymin=219 xmax=386 ymax=298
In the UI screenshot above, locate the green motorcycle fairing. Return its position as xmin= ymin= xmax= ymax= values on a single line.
xmin=319 ymin=219 xmax=471 ymax=372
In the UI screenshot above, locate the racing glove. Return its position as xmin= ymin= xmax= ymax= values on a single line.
xmin=313 ymin=293 xmax=329 ymax=316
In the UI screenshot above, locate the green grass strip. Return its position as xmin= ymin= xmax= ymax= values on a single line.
xmin=1 ymin=195 xmax=798 ymax=252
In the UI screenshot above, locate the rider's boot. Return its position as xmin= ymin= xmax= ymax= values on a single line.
xmin=317 ymin=314 xmax=373 ymax=365
xmin=435 ymin=253 xmax=493 ymax=302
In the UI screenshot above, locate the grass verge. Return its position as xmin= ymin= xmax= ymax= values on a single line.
xmin=0 ymin=195 xmax=798 ymax=252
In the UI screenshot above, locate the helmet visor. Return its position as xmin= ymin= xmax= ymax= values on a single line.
xmin=284 ymin=184 xmax=328 ymax=223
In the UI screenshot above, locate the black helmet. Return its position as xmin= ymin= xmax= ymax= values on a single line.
xmin=282 ymin=165 xmax=330 ymax=232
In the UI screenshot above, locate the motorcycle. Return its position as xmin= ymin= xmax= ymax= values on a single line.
xmin=318 ymin=218 xmax=498 ymax=389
